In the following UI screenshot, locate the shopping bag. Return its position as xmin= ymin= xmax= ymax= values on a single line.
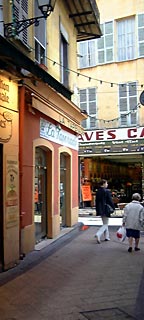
xmin=116 ymin=226 xmax=126 ymax=242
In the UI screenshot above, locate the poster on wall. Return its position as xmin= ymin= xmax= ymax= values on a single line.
xmin=81 ymin=185 xmax=92 ymax=202
xmin=5 ymin=155 xmax=19 ymax=228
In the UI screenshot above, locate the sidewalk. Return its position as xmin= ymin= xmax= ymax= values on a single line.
xmin=0 ymin=224 xmax=144 ymax=319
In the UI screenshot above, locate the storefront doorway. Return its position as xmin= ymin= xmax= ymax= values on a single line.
xmin=34 ymin=147 xmax=47 ymax=242
xmin=60 ymin=153 xmax=67 ymax=227
xmin=0 ymin=144 xmax=3 ymax=270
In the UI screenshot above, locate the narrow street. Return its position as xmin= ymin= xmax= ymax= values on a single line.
xmin=0 ymin=224 xmax=144 ymax=320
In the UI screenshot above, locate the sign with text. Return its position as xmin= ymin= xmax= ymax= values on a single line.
xmin=81 ymin=185 xmax=92 ymax=202
xmin=6 ymin=156 xmax=19 ymax=228
xmin=40 ymin=118 xmax=78 ymax=150
xmin=78 ymin=127 xmax=144 ymax=155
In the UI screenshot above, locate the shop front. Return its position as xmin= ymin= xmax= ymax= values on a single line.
xmin=78 ymin=127 xmax=144 ymax=208
xmin=0 ymin=75 xmax=19 ymax=271
xmin=19 ymin=80 xmax=85 ymax=255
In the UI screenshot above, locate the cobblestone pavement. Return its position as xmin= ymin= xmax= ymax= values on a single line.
xmin=0 ymin=225 xmax=144 ymax=320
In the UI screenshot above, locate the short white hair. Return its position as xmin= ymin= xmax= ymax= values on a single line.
xmin=132 ymin=193 xmax=141 ymax=201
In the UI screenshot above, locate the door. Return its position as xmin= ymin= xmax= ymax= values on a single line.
xmin=0 ymin=144 xmax=3 ymax=270
xmin=34 ymin=147 xmax=47 ymax=242
xmin=60 ymin=154 xmax=66 ymax=227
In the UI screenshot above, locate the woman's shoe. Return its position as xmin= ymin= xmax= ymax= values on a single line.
xmin=128 ymin=247 xmax=132 ymax=252
xmin=135 ymin=247 xmax=140 ymax=251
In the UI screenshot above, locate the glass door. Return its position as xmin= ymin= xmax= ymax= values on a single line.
xmin=60 ymin=154 xmax=66 ymax=227
xmin=35 ymin=147 xmax=47 ymax=242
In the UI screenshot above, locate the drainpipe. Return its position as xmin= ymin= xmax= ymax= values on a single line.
xmin=19 ymin=85 xmax=25 ymax=259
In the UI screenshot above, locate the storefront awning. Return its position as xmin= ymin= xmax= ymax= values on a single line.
xmin=65 ymin=0 xmax=102 ymax=41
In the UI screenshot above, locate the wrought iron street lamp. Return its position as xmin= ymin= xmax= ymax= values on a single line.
xmin=4 ymin=0 xmax=56 ymax=38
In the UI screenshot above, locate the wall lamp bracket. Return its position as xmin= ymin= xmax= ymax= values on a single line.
xmin=4 ymin=0 xmax=56 ymax=38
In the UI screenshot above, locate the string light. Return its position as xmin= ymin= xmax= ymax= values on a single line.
xmin=88 ymin=103 xmax=142 ymax=123
xmin=27 ymin=46 xmax=144 ymax=89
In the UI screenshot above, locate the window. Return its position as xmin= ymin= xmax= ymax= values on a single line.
xmin=78 ymin=40 xmax=96 ymax=68
xmin=35 ymin=0 xmax=46 ymax=64
xmin=13 ymin=0 xmax=28 ymax=46
xmin=60 ymin=23 xmax=69 ymax=87
xmin=60 ymin=33 xmax=68 ymax=87
xmin=97 ymin=22 xmax=114 ymax=64
xmin=119 ymin=82 xmax=138 ymax=126
xmin=79 ymin=88 xmax=97 ymax=129
xmin=117 ymin=17 xmax=135 ymax=61
xmin=78 ymin=21 xmax=113 ymax=67
xmin=0 ymin=0 xmax=3 ymax=36
xmin=78 ymin=14 xmax=144 ymax=68
xmin=138 ymin=13 xmax=144 ymax=57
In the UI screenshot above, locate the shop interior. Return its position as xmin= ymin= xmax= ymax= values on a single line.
xmin=79 ymin=154 xmax=143 ymax=208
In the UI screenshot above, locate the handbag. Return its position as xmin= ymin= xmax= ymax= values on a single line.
xmin=105 ymin=203 xmax=114 ymax=217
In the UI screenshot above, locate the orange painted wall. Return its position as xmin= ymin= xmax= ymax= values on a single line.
xmin=21 ymin=107 xmax=79 ymax=226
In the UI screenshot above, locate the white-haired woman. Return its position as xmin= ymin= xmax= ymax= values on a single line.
xmin=123 ymin=193 xmax=144 ymax=252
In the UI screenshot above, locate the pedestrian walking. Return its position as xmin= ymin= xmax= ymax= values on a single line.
xmin=94 ymin=179 xmax=115 ymax=243
xmin=122 ymin=193 xmax=144 ymax=252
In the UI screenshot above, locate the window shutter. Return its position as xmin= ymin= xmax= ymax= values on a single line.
xmin=79 ymin=88 xmax=97 ymax=129
xmin=13 ymin=0 xmax=28 ymax=46
xmin=88 ymin=40 xmax=96 ymax=66
xmin=119 ymin=82 xmax=137 ymax=126
xmin=138 ymin=13 xmax=144 ymax=57
xmin=79 ymin=42 xmax=88 ymax=68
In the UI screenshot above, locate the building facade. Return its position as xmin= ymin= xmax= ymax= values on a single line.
xmin=77 ymin=0 xmax=144 ymax=205
xmin=0 ymin=0 xmax=101 ymax=270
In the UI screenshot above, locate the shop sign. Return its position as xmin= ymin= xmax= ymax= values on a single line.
xmin=78 ymin=127 xmax=144 ymax=143
xmin=0 ymin=78 xmax=9 ymax=103
xmin=40 ymin=118 xmax=78 ymax=150
xmin=0 ymin=75 xmax=18 ymax=110
xmin=59 ymin=115 xmax=83 ymax=134
xmin=78 ymin=127 xmax=144 ymax=155
xmin=5 ymin=156 xmax=19 ymax=228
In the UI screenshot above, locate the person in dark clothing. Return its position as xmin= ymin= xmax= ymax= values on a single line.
xmin=94 ymin=179 xmax=115 ymax=243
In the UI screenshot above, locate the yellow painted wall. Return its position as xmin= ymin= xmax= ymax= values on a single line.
xmin=0 ymin=76 xmax=19 ymax=270
xmin=47 ymin=0 xmax=78 ymax=92
xmin=77 ymin=0 xmax=144 ymax=127
xmin=2 ymin=0 xmax=79 ymax=101
xmin=97 ymin=0 xmax=144 ymax=21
